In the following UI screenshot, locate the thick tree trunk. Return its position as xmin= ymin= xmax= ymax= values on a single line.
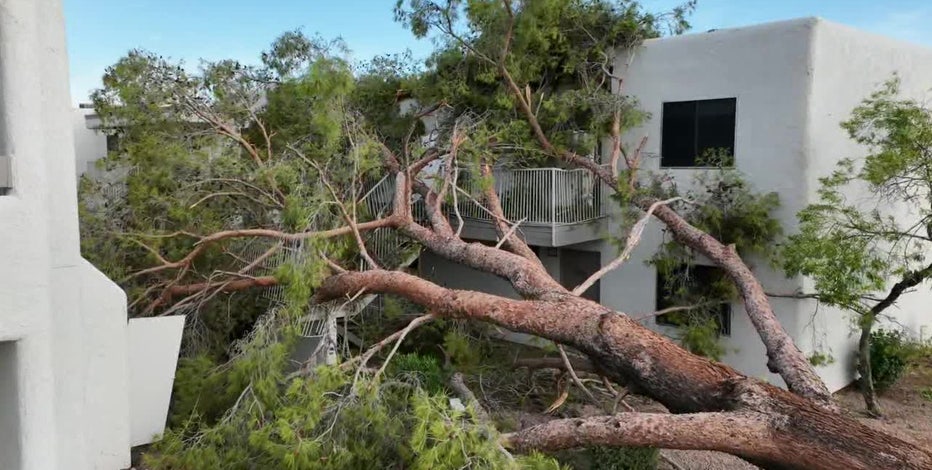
xmin=647 ymin=203 xmax=831 ymax=403
xmin=315 ymin=270 xmax=932 ymax=469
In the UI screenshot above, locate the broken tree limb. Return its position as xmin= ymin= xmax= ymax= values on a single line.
xmin=572 ymin=196 xmax=682 ymax=296
xmin=315 ymin=269 xmax=932 ymax=469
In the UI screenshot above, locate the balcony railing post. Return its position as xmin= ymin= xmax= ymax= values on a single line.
xmin=550 ymin=168 xmax=557 ymax=228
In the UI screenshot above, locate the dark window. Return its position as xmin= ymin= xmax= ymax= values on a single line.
xmin=661 ymin=98 xmax=736 ymax=167
xmin=106 ymin=133 xmax=122 ymax=153
xmin=655 ymin=264 xmax=731 ymax=335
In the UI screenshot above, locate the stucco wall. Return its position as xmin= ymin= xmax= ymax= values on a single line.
xmin=128 ymin=316 xmax=186 ymax=447
xmin=0 ymin=1 xmax=132 ymax=468
xmin=73 ymin=108 xmax=108 ymax=178
xmin=798 ymin=19 xmax=932 ymax=391
xmin=605 ymin=18 xmax=820 ymax=387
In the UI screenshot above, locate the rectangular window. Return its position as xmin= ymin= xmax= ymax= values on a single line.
xmin=655 ymin=264 xmax=731 ymax=335
xmin=106 ymin=133 xmax=122 ymax=153
xmin=661 ymin=98 xmax=736 ymax=168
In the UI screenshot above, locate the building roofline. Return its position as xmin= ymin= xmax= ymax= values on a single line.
xmin=646 ymin=16 xmax=930 ymax=51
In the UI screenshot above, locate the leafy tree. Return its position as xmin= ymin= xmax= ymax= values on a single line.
xmin=783 ymin=77 xmax=932 ymax=416
xmin=80 ymin=35 xmax=367 ymax=356
xmin=77 ymin=2 xmax=932 ymax=468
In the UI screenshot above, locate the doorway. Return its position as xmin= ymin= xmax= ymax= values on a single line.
xmin=560 ymin=249 xmax=601 ymax=302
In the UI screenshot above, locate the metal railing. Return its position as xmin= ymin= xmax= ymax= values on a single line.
xmin=456 ymin=166 xmax=605 ymax=225
xmin=365 ymin=166 xmax=607 ymax=226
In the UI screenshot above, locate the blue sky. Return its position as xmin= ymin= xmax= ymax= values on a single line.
xmin=64 ymin=0 xmax=932 ymax=104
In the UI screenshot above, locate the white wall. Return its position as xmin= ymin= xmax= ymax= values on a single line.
xmin=0 ymin=1 xmax=132 ymax=468
xmin=73 ymin=108 xmax=108 ymax=178
xmin=128 ymin=316 xmax=186 ymax=447
xmin=607 ymin=18 xmax=821 ymax=387
xmin=605 ymin=18 xmax=932 ymax=392
xmin=799 ymin=19 xmax=932 ymax=391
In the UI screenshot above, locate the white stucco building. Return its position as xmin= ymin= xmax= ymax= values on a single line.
xmin=0 ymin=1 xmax=182 ymax=469
xmin=420 ymin=18 xmax=932 ymax=392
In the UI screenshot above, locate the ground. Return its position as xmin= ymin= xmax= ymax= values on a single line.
xmin=836 ymin=354 xmax=932 ymax=450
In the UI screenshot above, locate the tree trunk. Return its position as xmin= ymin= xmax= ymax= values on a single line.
xmin=315 ymin=270 xmax=932 ymax=469
xmin=858 ymin=313 xmax=881 ymax=417
xmin=857 ymin=262 xmax=932 ymax=416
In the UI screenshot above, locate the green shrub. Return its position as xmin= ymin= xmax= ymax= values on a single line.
xmin=920 ymin=387 xmax=932 ymax=402
xmin=870 ymin=329 xmax=910 ymax=391
xmin=588 ymin=446 xmax=659 ymax=470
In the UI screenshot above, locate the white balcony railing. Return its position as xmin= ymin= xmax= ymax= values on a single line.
xmin=365 ymin=166 xmax=607 ymax=227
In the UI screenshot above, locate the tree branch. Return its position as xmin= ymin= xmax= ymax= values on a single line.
xmin=125 ymin=217 xmax=398 ymax=281
xmin=504 ymin=412 xmax=771 ymax=457
xmin=573 ymin=197 xmax=681 ymax=296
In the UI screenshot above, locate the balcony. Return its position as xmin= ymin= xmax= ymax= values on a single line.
xmin=367 ymin=166 xmax=608 ymax=247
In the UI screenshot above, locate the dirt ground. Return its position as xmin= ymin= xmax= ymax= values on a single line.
xmin=835 ymin=355 xmax=932 ymax=450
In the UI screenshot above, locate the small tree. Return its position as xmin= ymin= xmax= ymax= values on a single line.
xmin=783 ymin=77 xmax=932 ymax=416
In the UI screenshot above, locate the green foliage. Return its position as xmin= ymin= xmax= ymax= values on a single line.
xmin=669 ymin=166 xmax=782 ymax=261
xmin=80 ymin=2 xmax=712 ymax=466
xmin=390 ymin=0 xmax=692 ymax=166
xmin=807 ymin=351 xmax=836 ymax=367
xmin=870 ymin=329 xmax=910 ymax=391
xmin=588 ymin=445 xmax=659 ymax=470
xmin=150 ymin=361 xmax=562 ymax=469
xmin=647 ymin=169 xmax=781 ymax=359
xmin=678 ymin=317 xmax=727 ymax=361
xmin=78 ymin=32 xmax=384 ymax=357
xmin=168 ymin=355 xmax=243 ymax=428
xmin=782 ymin=78 xmax=932 ymax=313
xmin=782 ymin=79 xmax=932 ymax=405
xmin=920 ymin=388 xmax=932 ymax=402
xmin=387 ymin=353 xmax=448 ymax=395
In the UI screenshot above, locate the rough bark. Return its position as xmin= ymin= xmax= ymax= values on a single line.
xmin=315 ymin=270 xmax=932 ymax=469
xmin=648 ymin=202 xmax=831 ymax=403
xmin=495 ymin=48 xmax=830 ymax=403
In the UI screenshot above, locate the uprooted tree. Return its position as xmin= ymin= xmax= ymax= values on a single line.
xmin=80 ymin=1 xmax=932 ymax=468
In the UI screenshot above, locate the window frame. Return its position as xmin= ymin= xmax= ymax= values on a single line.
xmin=659 ymin=97 xmax=737 ymax=169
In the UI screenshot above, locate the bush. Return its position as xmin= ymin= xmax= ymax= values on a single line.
xmin=588 ymin=446 xmax=659 ymax=470
xmin=870 ymin=329 xmax=910 ymax=391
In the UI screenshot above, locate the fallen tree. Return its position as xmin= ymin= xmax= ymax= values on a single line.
xmin=83 ymin=1 xmax=932 ymax=468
